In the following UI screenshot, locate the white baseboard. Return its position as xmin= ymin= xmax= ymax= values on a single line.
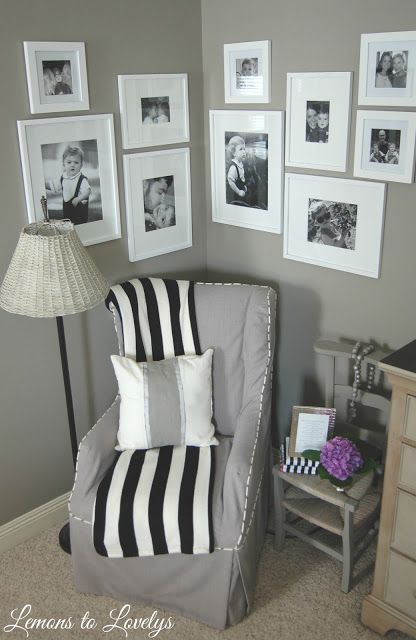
xmin=0 ymin=492 xmax=70 ymax=554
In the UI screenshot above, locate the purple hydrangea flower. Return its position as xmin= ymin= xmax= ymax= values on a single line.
xmin=320 ymin=436 xmax=363 ymax=481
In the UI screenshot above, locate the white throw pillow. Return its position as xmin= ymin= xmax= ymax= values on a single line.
xmin=111 ymin=349 xmax=218 ymax=450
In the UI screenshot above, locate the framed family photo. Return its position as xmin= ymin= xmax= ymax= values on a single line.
xmin=210 ymin=110 xmax=284 ymax=234
xmin=224 ymin=40 xmax=271 ymax=103
xmin=17 ymin=114 xmax=121 ymax=246
xmin=358 ymin=31 xmax=416 ymax=106
xmin=354 ymin=110 xmax=416 ymax=183
xmin=123 ymin=148 xmax=192 ymax=261
xmin=284 ymin=173 xmax=386 ymax=279
xmin=118 ymin=74 xmax=189 ymax=149
xmin=23 ymin=42 xmax=89 ymax=114
xmin=285 ymin=72 xmax=352 ymax=172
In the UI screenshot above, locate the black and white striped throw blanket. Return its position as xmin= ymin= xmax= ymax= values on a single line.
xmin=93 ymin=278 xmax=215 ymax=557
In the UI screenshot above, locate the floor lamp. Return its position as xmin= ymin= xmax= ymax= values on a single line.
xmin=0 ymin=210 xmax=109 ymax=554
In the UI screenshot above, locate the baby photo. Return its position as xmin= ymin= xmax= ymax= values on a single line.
xmin=42 ymin=59 xmax=73 ymax=96
xmin=369 ymin=128 xmax=401 ymax=164
xmin=141 ymin=96 xmax=171 ymax=124
xmin=308 ymin=198 xmax=357 ymax=250
xmin=142 ymin=175 xmax=176 ymax=232
xmin=42 ymin=139 xmax=102 ymax=226
xmin=225 ymin=130 xmax=268 ymax=210
xmin=236 ymin=57 xmax=259 ymax=89
xmin=374 ymin=50 xmax=408 ymax=89
xmin=306 ymin=101 xmax=330 ymax=143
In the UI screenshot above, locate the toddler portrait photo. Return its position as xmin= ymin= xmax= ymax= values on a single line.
xmin=307 ymin=198 xmax=357 ymax=250
xmin=235 ymin=57 xmax=259 ymax=90
xmin=306 ymin=101 xmax=330 ymax=143
xmin=141 ymin=97 xmax=171 ymax=124
xmin=42 ymin=59 xmax=73 ymax=96
xmin=374 ymin=50 xmax=408 ymax=88
xmin=142 ymin=175 xmax=176 ymax=232
xmin=225 ymin=131 xmax=268 ymax=210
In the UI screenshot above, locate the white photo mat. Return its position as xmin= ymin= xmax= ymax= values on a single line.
xmin=23 ymin=41 xmax=89 ymax=114
xmin=123 ymin=148 xmax=192 ymax=261
xmin=224 ymin=40 xmax=271 ymax=103
xmin=354 ymin=110 xmax=416 ymax=183
xmin=17 ymin=114 xmax=121 ymax=246
xmin=284 ymin=173 xmax=386 ymax=279
xmin=358 ymin=31 xmax=416 ymax=106
xmin=285 ymin=72 xmax=352 ymax=172
xmin=210 ymin=109 xmax=284 ymax=234
xmin=118 ymin=74 xmax=189 ymax=149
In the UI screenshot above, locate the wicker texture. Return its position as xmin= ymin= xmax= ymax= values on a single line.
xmin=0 ymin=221 xmax=109 ymax=317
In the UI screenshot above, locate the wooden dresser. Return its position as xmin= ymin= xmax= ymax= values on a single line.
xmin=362 ymin=339 xmax=416 ymax=637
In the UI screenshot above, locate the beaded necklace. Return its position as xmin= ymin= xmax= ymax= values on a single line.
xmin=350 ymin=341 xmax=375 ymax=420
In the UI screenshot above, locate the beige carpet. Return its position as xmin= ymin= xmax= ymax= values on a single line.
xmin=0 ymin=523 xmax=410 ymax=640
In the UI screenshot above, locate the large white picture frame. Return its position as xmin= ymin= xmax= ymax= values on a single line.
xmin=210 ymin=110 xmax=284 ymax=234
xmin=358 ymin=31 xmax=416 ymax=107
xmin=285 ymin=72 xmax=352 ymax=172
xmin=23 ymin=41 xmax=89 ymax=114
xmin=17 ymin=114 xmax=121 ymax=246
xmin=354 ymin=110 xmax=416 ymax=184
xmin=118 ymin=74 xmax=189 ymax=149
xmin=284 ymin=173 xmax=386 ymax=279
xmin=224 ymin=40 xmax=271 ymax=103
xmin=123 ymin=148 xmax=192 ymax=261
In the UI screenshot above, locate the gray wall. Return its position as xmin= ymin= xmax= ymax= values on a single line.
xmin=0 ymin=0 xmax=206 ymax=525
xmin=201 ymin=0 xmax=416 ymax=440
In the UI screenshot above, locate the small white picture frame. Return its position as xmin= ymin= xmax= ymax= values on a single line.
xmin=284 ymin=173 xmax=386 ymax=279
xmin=118 ymin=74 xmax=189 ymax=149
xmin=358 ymin=31 xmax=416 ymax=107
xmin=23 ymin=41 xmax=89 ymax=114
xmin=224 ymin=40 xmax=271 ymax=103
xmin=354 ymin=110 xmax=416 ymax=184
xmin=210 ymin=109 xmax=284 ymax=234
xmin=285 ymin=72 xmax=352 ymax=172
xmin=17 ymin=114 xmax=121 ymax=247
xmin=123 ymin=148 xmax=192 ymax=261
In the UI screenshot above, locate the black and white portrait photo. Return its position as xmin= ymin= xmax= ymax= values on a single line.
xmin=42 ymin=60 xmax=73 ymax=96
xmin=308 ymin=198 xmax=357 ymax=250
xmin=225 ymin=131 xmax=268 ymax=210
xmin=235 ymin=57 xmax=259 ymax=89
xmin=306 ymin=101 xmax=330 ymax=143
xmin=42 ymin=139 xmax=102 ymax=226
xmin=369 ymin=128 xmax=401 ymax=164
xmin=375 ymin=50 xmax=408 ymax=89
xmin=141 ymin=97 xmax=171 ymax=124
xmin=143 ymin=175 xmax=176 ymax=232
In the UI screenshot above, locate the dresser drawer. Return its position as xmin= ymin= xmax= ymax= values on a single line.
xmin=392 ymin=490 xmax=416 ymax=561
xmin=385 ymin=551 xmax=416 ymax=620
xmin=405 ymin=395 xmax=416 ymax=441
xmin=400 ymin=445 xmax=416 ymax=492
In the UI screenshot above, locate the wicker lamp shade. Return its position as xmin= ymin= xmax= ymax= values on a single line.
xmin=0 ymin=220 xmax=109 ymax=318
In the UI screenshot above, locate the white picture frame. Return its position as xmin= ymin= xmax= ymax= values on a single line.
xmin=210 ymin=110 xmax=284 ymax=234
xmin=354 ymin=110 xmax=416 ymax=184
xmin=23 ymin=41 xmax=89 ymax=114
xmin=118 ymin=74 xmax=189 ymax=149
xmin=123 ymin=148 xmax=192 ymax=261
xmin=224 ymin=40 xmax=271 ymax=103
xmin=17 ymin=114 xmax=121 ymax=247
xmin=284 ymin=173 xmax=386 ymax=279
xmin=285 ymin=72 xmax=352 ymax=172
xmin=358 ymin=31 xmax=416 ymax=107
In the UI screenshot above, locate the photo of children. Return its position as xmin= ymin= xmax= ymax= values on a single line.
xmin=236 ymin=57 xmax=258 ymax=90
xmin=225 ymin=131 xmax=268 ymax=210
xmin=308 ymin=198 xmax=357 ymax=250
xmin=141 ymin=97 xmax=171 ymax=124
xmin=374 ymin=50 xmax=408 ymax=88
xmin=142 ymin=175 xmax=176 ymax=232
xmin=369 ymin=128 xmax=401 ymax=164
xmin=306 ymin=101 xmax=330 ymax=143
xmin=42 ymin=139 xmax=102 ymax=226
xmin=42 ymin=60 xmax=73 ymax=96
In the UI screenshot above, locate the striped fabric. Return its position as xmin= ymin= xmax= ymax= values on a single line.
xmin=93 ymin=278 xmax=215 ymax=557
xmin=279 ymin=437 xmax=319 ymax=475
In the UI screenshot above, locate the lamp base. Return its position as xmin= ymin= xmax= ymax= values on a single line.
xmin=59 ymin=522 xmax=71 ymax=554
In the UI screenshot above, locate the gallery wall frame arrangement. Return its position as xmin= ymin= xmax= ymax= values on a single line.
xmin=123 ymin=147 xmax=192 ymax=261
xmin=17 ymin=114 xmax=121 ymax=247
xmin=358 ymin=31 xmax=416 ymax=107
xmin=285 ymin=72 xmax=352 ymax=173
xmin=284 ymin=173 xmax=386 ymax=279
xmin=118 ymin=73 xmax=190 ymax=149
xmin=354 ymin=110 xmax=416 ymax=184
xmin=23 ymin=41 xmax=89 ymax=114
xmin=224 ymin=40 xmax=271 ymax=104
xmin=210 ymin=109 xmax=284 ymax=234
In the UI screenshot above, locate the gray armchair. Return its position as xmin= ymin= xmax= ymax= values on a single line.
xmin=69 ymin=282 xmax=276 ymax=629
